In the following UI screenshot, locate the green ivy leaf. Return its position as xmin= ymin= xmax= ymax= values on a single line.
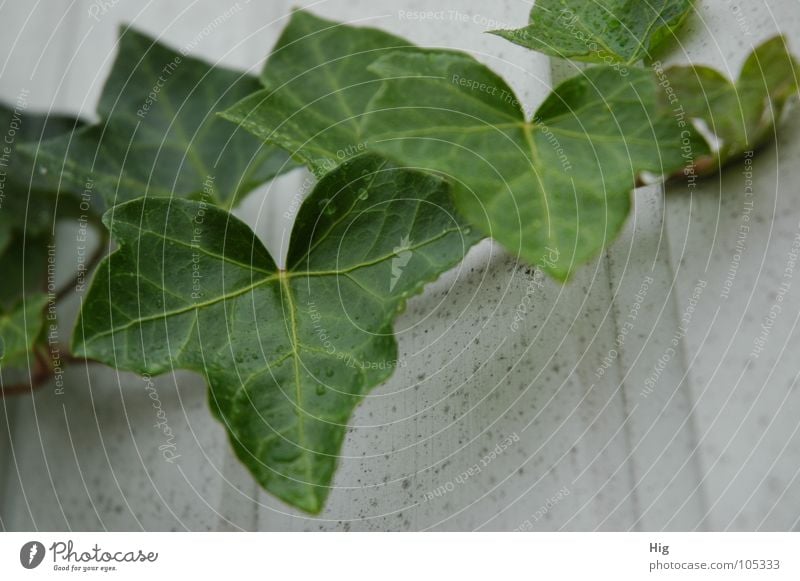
xmin=0 ymin=103 xmax=86 ymax=235
xmin=363 ymin=51 xmax=706 ymax=279
xmin=658 ymin=36 xmax=800 ymax=173
xmin=223 ymin=14 xmax=706 ymax=279
xmin=0 ymin=294 xmax=48 ymax=369
xmin=22 ymin=28 xmax=296 ymax=210
xmin=221 ymin=10 xmax=411 ymax=175
xmin=73 ymin=153 xmax=479 ymax=512
xmin=490 ymin=0 xmax=694 ymax=65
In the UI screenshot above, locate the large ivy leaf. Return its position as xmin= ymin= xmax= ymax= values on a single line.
xmin=0 ymin=294 xmax=48 ymax=370
xmin=490 ymin=0 xmax=693 ymax=65
xmin=221 ymin=10 xmax=412 ymax=174
xmin=223 ymin=13 xmax=706 ymax=279
xmin=659 ymin=36 xmax=800 ymax=173
xmin=366 ymin=53 xmax=710 ymax=279
xmin=73 ymin=154 xmax=479 ymax=512
xmin=22 ymin=28 xmax=295 ymax=210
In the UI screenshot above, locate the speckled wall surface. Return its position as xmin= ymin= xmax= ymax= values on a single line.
xmin=1 ymin=0 xmax=799 ymax=531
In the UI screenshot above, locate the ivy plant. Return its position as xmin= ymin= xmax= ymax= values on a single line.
xmin=2 ymin=4 xmax=799 ymax=514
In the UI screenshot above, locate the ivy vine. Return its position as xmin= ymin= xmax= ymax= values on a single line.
xmin=1 ymin=2 xmax=798 ymax=513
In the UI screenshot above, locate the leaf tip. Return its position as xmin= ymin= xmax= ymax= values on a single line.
xmin=294 ymin=491 xmax=326 ymax=515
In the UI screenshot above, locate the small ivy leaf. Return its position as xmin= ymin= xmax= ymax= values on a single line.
xmin=490 ymin=0 xmax=694 ymax=65
xmin=72 ymin=153 xmax=480 ymax=513
xmin=0 ymin=294 xmax=48 ymax=370
xmin=221 ymin=9 xmax=412 ymax=174
xmin=20 ymin=27 xmax=296 ymax=211
xmin=659 ymin=36 xmax=800 ymax=174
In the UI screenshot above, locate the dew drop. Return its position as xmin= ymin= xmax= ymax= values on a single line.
xmin=357 ymin=188 xmax=369 ymax=201
xmin=325 ymin=368 xmax=335 ymax=378
xmin=38 ymin=166 xmax=48 ymax=175
xmin=324 ymin=204 xmax=337 ymax=216
xmin=316 ymin=384 xmax=326 ymax=395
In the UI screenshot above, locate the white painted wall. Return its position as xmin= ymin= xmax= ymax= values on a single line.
xmin=1 ymin=0 xmax=798 ymax=531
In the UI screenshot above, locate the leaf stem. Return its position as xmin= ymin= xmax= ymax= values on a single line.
xmin=2 ymin=223 xmax=108 ymax=397
xmin=0 ymin=349 xmax=51 ymax=396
